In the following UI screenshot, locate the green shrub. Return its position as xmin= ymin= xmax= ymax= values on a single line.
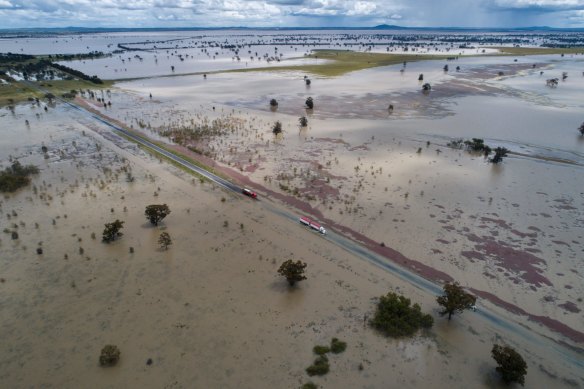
xmin=302 ymin=383 xmax=318 ymax=389
xmin=313 ymin=345 xmax=330 ymax=355
xmin=371 ymin=292 xmax=433 ymax=337
xmin=99 ymin=345 xmax=120 ymax=366
xmin=306 ymin=355 xmax=329 ymax=376
xmin=330 ymin=338 xmax=347 ymax=354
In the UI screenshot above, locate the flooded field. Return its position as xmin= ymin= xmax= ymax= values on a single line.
xmin=1 ymin=30 xmax=584 ymax=388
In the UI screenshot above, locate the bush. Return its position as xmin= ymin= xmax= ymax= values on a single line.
xmin=99 ymin=345 xmax=120 ymax=366
xmin=330 ymin=338 xmax=347 ymax=354
xmin=0 ymin=161 xmax=39 ymax=193
xmin=302 ymin=383 xmax=318 ymax=389
xmin=492 ymin=344 xmax=527 ymax=386
xmin=272 ymin=121 xmax=282 ymax=135
xmin=306 ymin=355 xmax=329 ymax=376
xmin=371 ymin=292 xmax=433 ymax=337
xmin=313 ymin=345 xmax=330 ymax=355
xmin=269 ymin=98 xmax=278 ymax=107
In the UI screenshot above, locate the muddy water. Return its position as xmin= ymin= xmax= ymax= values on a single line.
xmin=1 ymin=103 xmax=582 ymax=388
xmin=95 ymin=53 xmax=584 ymax=343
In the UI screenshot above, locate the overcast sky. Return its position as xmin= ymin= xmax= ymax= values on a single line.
xmin=1 ymin=0 xmax=583 ymax=29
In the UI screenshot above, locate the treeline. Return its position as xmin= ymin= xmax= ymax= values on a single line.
xmin=49 ymin=62 xmax=103 ymax=84
xmin=0 ymin=53 xmax=35 ymax=64
xmin=48 ymin=51 xmax=109 ymax=61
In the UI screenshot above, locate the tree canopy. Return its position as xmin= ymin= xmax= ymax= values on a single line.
xmin=158 ymin=232 xmax=172 ymax=250
xmin=145 ymin=204 xmax=171 ymax=225
xmin=102 ymin=219 xmax=124 ymax=243
xmin=277 ymin=259 xmax=307 ymax=286
xmin=436 ymin=282 xmax=477 ymax=321
xmin=492 ymin=344 xmax=528 ymax=386
xmin=370 ymin=292 xmax=433 ymax=337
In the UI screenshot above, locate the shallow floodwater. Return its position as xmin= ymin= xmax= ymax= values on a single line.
xmin=96 ymin=52 xmax=584 ymax=341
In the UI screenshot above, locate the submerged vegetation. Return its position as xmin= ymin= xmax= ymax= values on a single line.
xmin=0 ymin=161 xmax=39 ymax=192
xmin=371 ymin=292 xmax=433 ymax=337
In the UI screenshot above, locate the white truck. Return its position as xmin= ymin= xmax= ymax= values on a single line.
xmin=299 ymin=216 xmax=327 ymax=235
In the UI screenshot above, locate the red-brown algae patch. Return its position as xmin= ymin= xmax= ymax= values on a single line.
xmin=470 ymin=289 xmax=584 ymax=344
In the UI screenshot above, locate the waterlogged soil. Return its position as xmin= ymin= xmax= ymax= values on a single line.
xmin=1 ymin=53 xmax=584 ymax=388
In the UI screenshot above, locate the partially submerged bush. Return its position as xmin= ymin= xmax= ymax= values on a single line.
xmin=313 ymin=345 xmax=330 ymax=355
xmin=99 ymin=345 xmax=120 ymax=367
xmin=306 ymin=355 xmax=329 ymax=376
xmin=0 ymin=161 xmax=39 ymax=193
xmin=371 ymin=292 xmax=433 ymax=337
xmin=330 ymin=338 xmax=347 ymax=354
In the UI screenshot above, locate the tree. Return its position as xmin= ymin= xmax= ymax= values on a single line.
xmin=436 ymin=282 xmax=476 ymax=321
xmin=418 ymin=73 xmax=424 ymax=81
xmin=145 ymin=204 xmax=171 ymax=225
xmin=102 ymin=219 xmax=124 ymax=242
xmin=277 ymin=259 xmax=307 ymax=286
xmin=370 ymin=292 xmax=433 ymax=337
xmin=272 ymin=121 xmax=282 ymax=135
xmin=299 ymin=116 xmax=308 ymax=127
xmin=269 ymin=98 xmax=278 ymax=107
xmin=491 ymin=344 xmax=527 ymax=386
xmin=422 ymin=83 xmax=431 ymax=91
xmin=578 ymin=122 xmax=584 ymax=136
xmin=305 ymin=97 xmax=314 ymax=109
xmin=158 ymin=232 xmax=172 ymax=250
xmin=99 ymin=345 xmax=121 ymax=367
xmin=489 ymin=147 xmax=509 ymax=164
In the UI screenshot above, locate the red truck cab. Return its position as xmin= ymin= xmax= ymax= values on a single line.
xmin=242 ymin=188 xmax=257 ymax=198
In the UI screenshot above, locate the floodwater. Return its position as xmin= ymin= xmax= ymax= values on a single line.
xmin=1 ymin=30 xmax=584 ymax=388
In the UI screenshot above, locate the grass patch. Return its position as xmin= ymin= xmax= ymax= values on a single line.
xmin=228 ymin=49 xmax=448 ymax=77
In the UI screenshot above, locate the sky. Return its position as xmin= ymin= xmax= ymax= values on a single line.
xmin=0 ymin=0 xmax=583 ymax=29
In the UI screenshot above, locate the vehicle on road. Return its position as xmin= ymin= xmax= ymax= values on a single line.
xmin=242 ymin=188 xmax=257 ymax=198
xmin=299 ymin=216 xmax=327 ymax=235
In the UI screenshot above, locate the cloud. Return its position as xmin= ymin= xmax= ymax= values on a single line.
xmin=0 ymin=0 xmax=582 ymax=28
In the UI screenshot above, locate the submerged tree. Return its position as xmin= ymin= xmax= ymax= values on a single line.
xmin=436 ymin=282 xmax=476 ymax=321
xmin=305 ymin=97 xmax=314 ymax=109
xmin=272 ymin=121 xmax=283 ymax=135
xmin=158 ymin=232 xmax=172 ymax=250
xmin=278 ymin=259 xmax=307 ymax=286
xmin=102 ymin=219 xmax=124 ymax=243
xmin=578 ymin=122 xmax=584 ymax=136
xmin=269 ymin=98 xmax=278 ymax=107
xmin=145 ymin=204 xmax=171 ymax=225
xmin=422 ymin=83 xmax=431 ymax=92
xmin=491 ymin=344 xmax=527 ymax=386
xmin=489 ymin=147 xmax=509 ymax=164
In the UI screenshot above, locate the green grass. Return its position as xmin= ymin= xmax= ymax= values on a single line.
xmin=227 ymin=49 xmax=448 ymax=77
xmin=0 ymin=78 xmax=113 ymax=107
